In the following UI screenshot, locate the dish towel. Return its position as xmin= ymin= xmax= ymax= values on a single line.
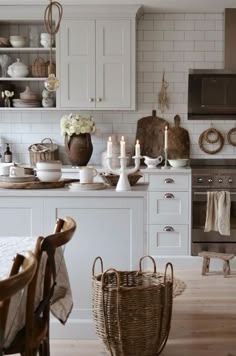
xmin=204 ymin=191 xmax=231 ymax=236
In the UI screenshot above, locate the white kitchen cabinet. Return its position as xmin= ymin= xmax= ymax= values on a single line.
xmin=143 ymin=169 xmax=191 ymax=256
xmin=59 ymin=15 xmax=136 ymax=109
xmin=0 ymin=187 xmax=146 ymax=340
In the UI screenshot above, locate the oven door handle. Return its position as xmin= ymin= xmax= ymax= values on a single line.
xmin=193 ymin=192 xmax=236 ymax=195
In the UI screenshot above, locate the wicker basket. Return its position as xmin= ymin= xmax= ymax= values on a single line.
xmin=92 ymin=256 xmax=173 ymax=356
xmin=99 ymin=171 xmax=143 ymax=186
xmin=31 ymin=57 xmax=56 ymax=78
xmin=28 ymin=138 xmax=59 ymax=166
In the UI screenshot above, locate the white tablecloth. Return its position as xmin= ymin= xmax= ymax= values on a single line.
xmin=0 ymin=236 xmax=73 ymax=348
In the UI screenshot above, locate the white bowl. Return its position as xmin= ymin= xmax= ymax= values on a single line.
xmin=168 ymin=159 xmax=188 ymax=168
xmin=37 ymin=169 xmax=62 ymax=182
xmin=9 ymin=36 xmax=26 ymax=47
xmin=36 ymin=160 xmax=62 ymax=171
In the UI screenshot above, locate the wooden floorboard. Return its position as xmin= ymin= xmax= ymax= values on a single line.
xmin=50 ymin=270 xmax=236 ymax=356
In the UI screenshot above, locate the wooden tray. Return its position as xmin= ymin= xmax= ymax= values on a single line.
xmin=0 ymin=178 xmax=79 ymax=189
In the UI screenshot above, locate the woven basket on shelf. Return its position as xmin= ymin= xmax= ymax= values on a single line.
xmin=92 ymin=255 xmax=173 ymax=356
xmin=31 ymin=57 xmax=56 ymax=78
xmin=99 ymin=171 xmax=143 ymax=186
xmin=28 ymin=138 xmax=59 ymax=166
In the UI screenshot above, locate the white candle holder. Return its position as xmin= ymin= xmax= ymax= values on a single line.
xmin=107 ymin=155 xmax=142 ymax=191
xmin=161 ymin=148 xmax=170 ymax=169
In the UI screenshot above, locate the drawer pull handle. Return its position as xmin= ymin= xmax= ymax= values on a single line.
xmin=163 ymin=226 xmax=174 ymax=232
xmin=164 ymin=178 xmax=174 ymax=184
xmin=164 ymin=193 xmax=174 ymax=199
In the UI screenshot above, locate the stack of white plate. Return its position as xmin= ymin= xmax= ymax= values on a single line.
xmin=12 ymin=99 xmax=41 ymax=108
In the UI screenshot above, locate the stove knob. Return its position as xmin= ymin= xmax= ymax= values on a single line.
xmin=229 ymin=178 xmax=233 ymax=183
xmin=208 ymin=178 xmax=213 ymax=183
xmin=197 ymin=178 xmax=203 ymax=183
xmin=218 ymin=178 xmax=223 ymax=183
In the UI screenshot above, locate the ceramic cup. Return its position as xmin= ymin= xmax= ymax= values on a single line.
xmin=9 ymin=165 xmax=25 ymax=177
xmin=79 ymin=166 xmax=97 ymax=184
xmin=0 ymin=163 xmax=13 ymax=176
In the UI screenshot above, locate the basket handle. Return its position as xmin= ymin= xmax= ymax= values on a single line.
xmin=92 ymin=256 xmax=104 ymax=277
xmin=41 ymin=137 xmax=53 ymax=144
xmin=164 ymin=262 xmax=174 ymax=284
xmin=101 ymin=268 xmax=121 ymax=289
xmin=139 ymin=255 xmax=156 ymax=273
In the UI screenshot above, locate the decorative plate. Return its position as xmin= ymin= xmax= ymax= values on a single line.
xmin=68 ymin=182 xmax=106 ymax=191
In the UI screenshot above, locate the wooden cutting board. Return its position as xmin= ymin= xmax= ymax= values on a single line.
xmin=0 ymin=178 xmax=79 ymax=189
xmin=135 ymin=110 xmax=168 ymax=159
xmin=167 ymin=115 xmax=190 ymax=159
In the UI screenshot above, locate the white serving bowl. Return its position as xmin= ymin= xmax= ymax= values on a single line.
xmin=36 ymin=169 xmax=62 ymax=182
xmin=9 ymin=36 xmax=26 ymax=47
xmin=36 ymin=160 xmax=62 ymax=171
xmin=168 ymin=159 xmax=188 ymax=168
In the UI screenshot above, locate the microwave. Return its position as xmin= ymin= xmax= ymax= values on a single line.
xmin=188 ymin=69 xmax=236 ymax=120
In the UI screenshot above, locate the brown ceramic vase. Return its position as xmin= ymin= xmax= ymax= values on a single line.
xmin=64 ymin=133 xmax=93 ymax=166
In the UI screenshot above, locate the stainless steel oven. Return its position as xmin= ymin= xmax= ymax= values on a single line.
xmin=191 ymin=159 xmax=236 ymax=255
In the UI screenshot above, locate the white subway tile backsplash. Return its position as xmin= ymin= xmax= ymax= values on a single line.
xmin=3 ymin=10 xmax=232 ymax=164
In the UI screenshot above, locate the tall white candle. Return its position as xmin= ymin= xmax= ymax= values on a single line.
xmin=135 ymin=139 xmax=141 ymax=157
xmin=164 ymin=126 xmax=168 ymax=149
xmin=120 ymin=136 xmax=126 ymax=157
xmin=107 ymin=136 xmax=112 ymax=157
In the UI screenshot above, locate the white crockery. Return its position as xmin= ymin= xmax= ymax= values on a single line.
xmin=36 ymin=160 xmax=62 ymax=171
xmin=9 ymin=165 xmax=25 ymax=177
xmin=143 ymin=155 xmax=163 ymax=168
xmin=168 ymin=159 xmax=188 ymax=168
xmin=7 ymin=58 xmax=29 ymax=78
xmin=36 ymin=169 xmax=62 ymax=182
xmin=9 ymin=36 xmax=26 ymax=48
xmin=79 ymin=166 xmax=97 ymax=184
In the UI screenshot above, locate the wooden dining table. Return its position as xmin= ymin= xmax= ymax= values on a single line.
xmin=0 ymin=235 xmax=73 ymax=348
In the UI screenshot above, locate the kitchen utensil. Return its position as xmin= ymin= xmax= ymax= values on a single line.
xmin=7 ymin=58 xmax=29 ymax=78
xmin=9 ymin=35 xmax=27 ymax=47
xmin=143 ymin=155 xmax=163 ymax=168
xmin=135 ymin=110 xmax=168 ymax=164
xmin=168 ymin=159 xmax=189 ymax=168
xmin=79 ymin=166 xmax=97 ymax=184
xmin=167 ymin=115 xmax=190 ymax=159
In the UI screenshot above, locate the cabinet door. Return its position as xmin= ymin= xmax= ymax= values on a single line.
xmin=148 ymin=224 xmax=189 ymax=255
xmin=96 ymin=19 xmax=132 ymax=109
xmin=44 ymin=196 xmax=145 ymax=339
xmin=148 ymin=191 xmax=189 ymax=224
xmin=59 ymin=19 xmax=96 ymax=108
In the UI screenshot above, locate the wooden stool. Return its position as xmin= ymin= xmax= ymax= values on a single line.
xmin=198 ymin=251 xmax=235 ymax=277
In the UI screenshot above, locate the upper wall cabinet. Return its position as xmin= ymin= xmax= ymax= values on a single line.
xmin=58 ymin=5 xmax=140 ymax=110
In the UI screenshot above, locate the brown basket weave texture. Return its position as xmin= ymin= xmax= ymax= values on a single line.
xmin=92 ymin=256 xmax=173 ymax=356
xmin=31 ymin=57 xmax=56 ymax=78
xmin=99 ymin=171 xmax=143 ymax=186
xmin=28 ymin=138 xmax=59 ymax=166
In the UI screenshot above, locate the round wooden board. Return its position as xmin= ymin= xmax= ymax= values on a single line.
xmin=0 ymin=178 xmax=79 ymax=189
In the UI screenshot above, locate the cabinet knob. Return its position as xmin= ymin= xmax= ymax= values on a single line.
xmin=164 ymin=178 xmax=174 ymax=184
xmin=96 ymin=98 xmax=102 ymax=102
xmin=164 ymin=193 xmax=174 ymax=199
xmin=163 ymin=226 xmax=174 ymax=232
xmin=89 ymin=98 xmax=94 ymax=102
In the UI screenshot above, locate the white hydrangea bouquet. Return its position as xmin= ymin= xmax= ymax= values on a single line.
xmin=60 ymin=113 xmax=96 ymax=139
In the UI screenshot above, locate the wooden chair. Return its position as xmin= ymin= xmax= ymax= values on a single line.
xmin=4 ymin=216 xmax=77 ymax=356
xmin=0 ymin=251 xmax=37 ymax=355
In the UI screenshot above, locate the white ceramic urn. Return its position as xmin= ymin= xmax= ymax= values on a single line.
xmin=7 ymin=58 xmax=29 ymax=78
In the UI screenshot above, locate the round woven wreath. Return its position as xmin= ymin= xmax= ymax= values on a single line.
xmin=199 ymin=128 xmax=224 ymax=154
xmin=227 ymin=128 xmax=236 ymax=146
xmin=203 ymin=128 xmax=220 ymax=144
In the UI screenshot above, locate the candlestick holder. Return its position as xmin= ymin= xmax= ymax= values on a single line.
xmin=107 ymin=155 xmax=142 ymax=191
xmin=161 ymin=148 xmax=169 ymax=169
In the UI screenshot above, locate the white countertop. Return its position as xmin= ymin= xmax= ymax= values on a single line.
xmin=0 ymin=183 xmax=149 ymax=197
xmin=61 ymin=165 xmax=191 ymax=173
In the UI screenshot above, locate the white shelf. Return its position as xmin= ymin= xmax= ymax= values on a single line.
xmin=0 ymin=77 xmax=47 ymax=81
xmin=0 ymin=47 xmax=56 ymax=52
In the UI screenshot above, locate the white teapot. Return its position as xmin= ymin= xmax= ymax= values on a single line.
xmin=7 ymin=58 xmax=29 ymax=78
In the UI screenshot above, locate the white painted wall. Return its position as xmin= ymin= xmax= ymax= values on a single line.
xmin=1 ymin=12 xmax=234 ymax=166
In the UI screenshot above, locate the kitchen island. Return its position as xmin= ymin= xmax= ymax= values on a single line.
xmin=0 ymin=184 xmax=148 ymax=339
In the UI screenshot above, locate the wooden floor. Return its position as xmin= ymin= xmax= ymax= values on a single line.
xmin=50 ymin=270 xmax=236 ymax=356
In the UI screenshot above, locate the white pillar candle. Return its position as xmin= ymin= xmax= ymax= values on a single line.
xmin=120 ymin=136 xmax=126 ymax=157
xmin=107 ymin=136 xmax=112 ymax=157
xmin=135 ymin=139 xmax=141 ymax=157
xmin=164 ymin=126 xmax=168 ymax=149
